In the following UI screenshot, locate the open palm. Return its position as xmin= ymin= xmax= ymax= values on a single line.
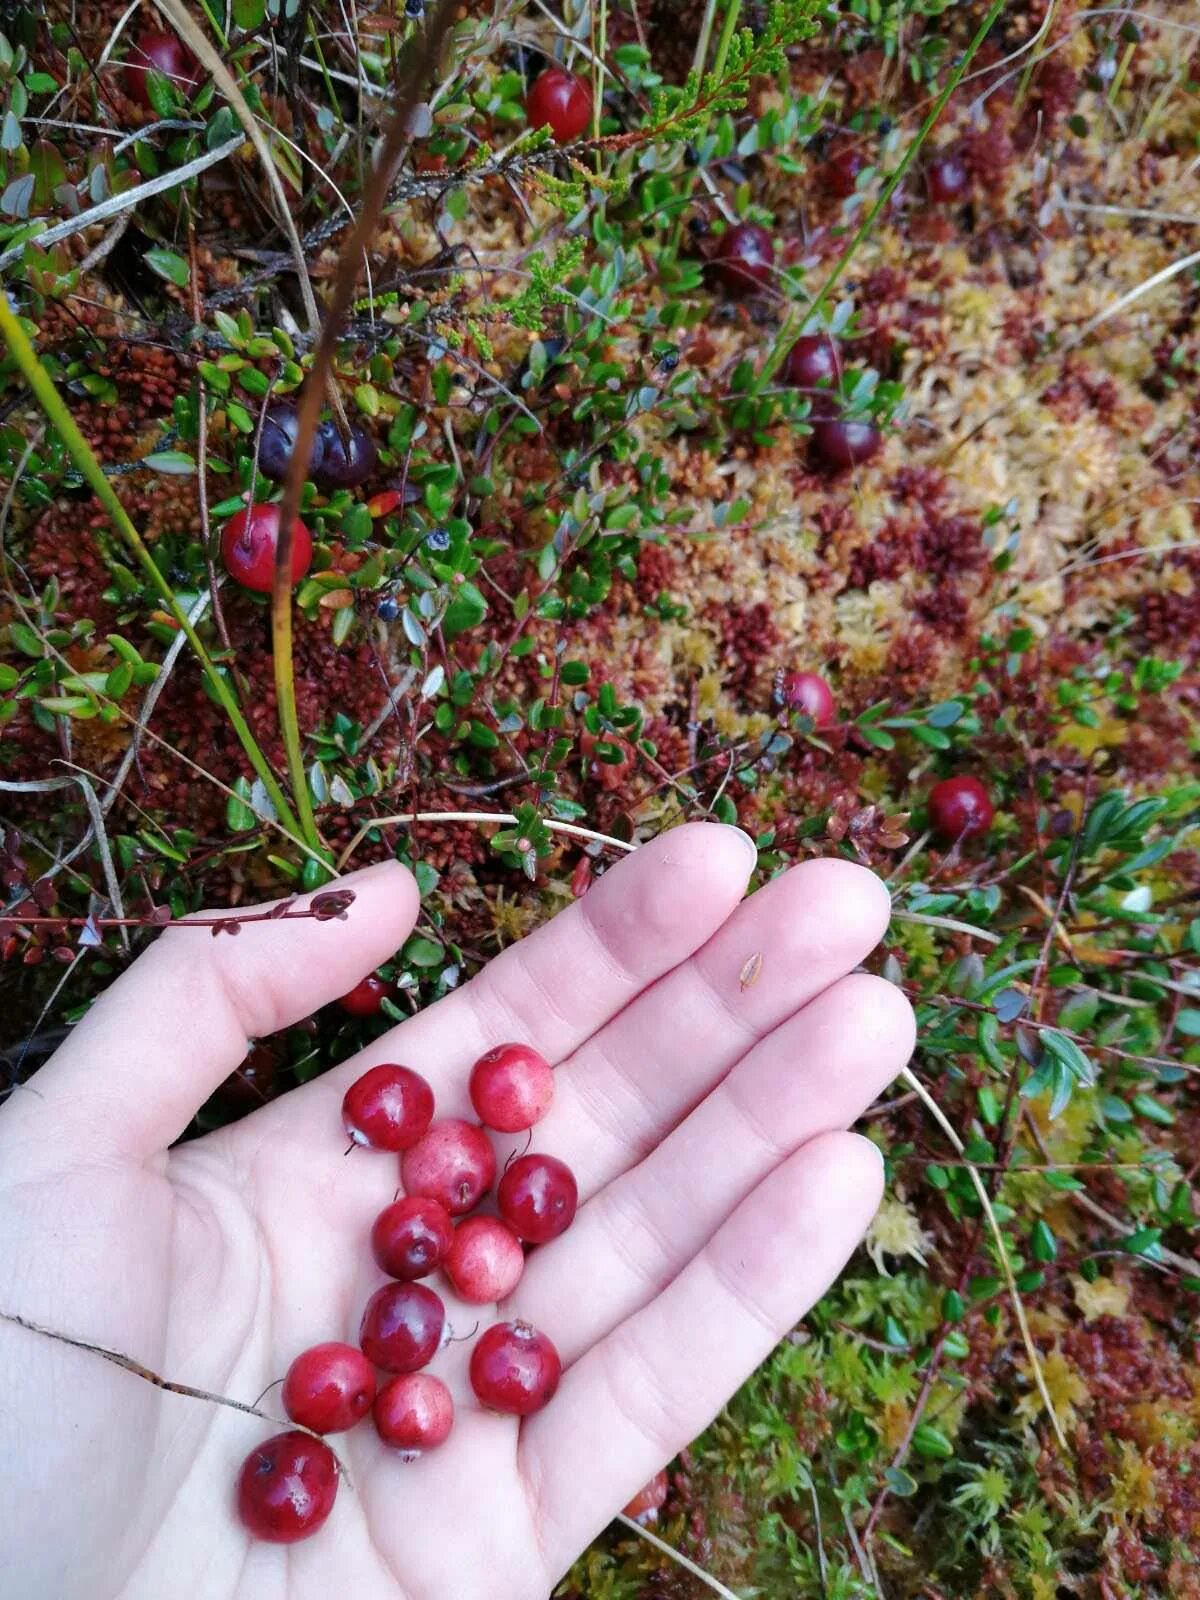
xmin=0 ymin=824 xmax=913 ymax=1600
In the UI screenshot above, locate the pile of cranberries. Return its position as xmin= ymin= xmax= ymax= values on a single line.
xmin=235 ymin=1039 xmax=573 ymax=1544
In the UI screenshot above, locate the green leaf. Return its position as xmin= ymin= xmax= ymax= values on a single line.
xmin=442 ymin=580 xmax=487 ymax=641
xmin=402 ymin=935 xmax=445 ymax=969
xmin=143 ymin=450 xmax=197 ymax=475
xmin=911 ymin=1423 xmax=954 ymax=1460
xmin=226 ymin=776 xmax=256 ymax=832
xmin=144 ymin=248 xmax=190 ymax=288
xmin=1030 ymin=1220 xmax=1057 ymax=1262
xmin=233 ymin=0 xmax=268 ymax=25
xmin=1175 ymin=1009 xmax=1200 ymax=1037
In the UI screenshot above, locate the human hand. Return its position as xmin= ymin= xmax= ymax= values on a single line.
xmin=0 ymin=823 xmax=913 ymax=1600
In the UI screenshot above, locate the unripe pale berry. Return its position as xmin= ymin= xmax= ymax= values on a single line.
xmin=401 ymin=1118 xmax=496 ymax=1216
xmin=342 ymin=1064 xmax=435 ymax=1152
xmin=497 ymin=1152 xmax=578 ymax=1244
xmin=469 ymin=1321 xmax=562 ymax=1415
xmin=281 ymin=1343 xmax=376 ymax=1434
xmin=235 ymin=1431 xmax=338 ymax=1543
xmin=445 ymin=1215 xmax=526 ymax=1304
xmin=469 ymin=1042 xmax=555 ymax=1132
xmin=374 ymin=1372 xmax=455 ymax=1455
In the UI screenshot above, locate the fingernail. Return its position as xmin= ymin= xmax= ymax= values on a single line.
xmin=726 ymin=825 xmax=758 ymax=865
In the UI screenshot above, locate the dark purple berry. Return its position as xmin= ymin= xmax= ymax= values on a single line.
xmin=258 ymin=405 xmax=325 ymax=484
xmin=315 ymin=421 xmax=378 ymax=490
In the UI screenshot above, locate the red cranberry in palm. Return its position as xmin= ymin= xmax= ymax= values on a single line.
xmin=469 ymin=1042 xmax=555 ymax=1132
xmin=281 ymin=1343 xmax=376 ymax=1435
xmin=525 ymin=66 xmax=593 ymax=144
xmin=124 ymin=33 xmax=200 ymax=108
xmin=497 ymin=1152 xmax=578 ymax=1245
xmin=371 ymin=1196 xmax=454 ymax=1280
xmin=445 ymin=1216 xmax=525 ymax=1304
xmin=779 ymin=671 xmax=835 ymax=727
xmin=235 ymin=1431 xmax=338 ymax=1543
xmin=220 ymin=504 xmax=312 ymax=594
xmin=401 ymin=1119 xmax=496 ymax=1216
xmin=342 ymin=1064 xmax=434 ymax=1152
xmin=338 ymin=974 xmax=391 ymax=1016
xmin=374 ymin=1373 xmax=455 ymax=1455
xmin=712 ymin=222 xmax=775 ymax=295
xmin=928 ymin=776 xmax=994 ymax=840
xmin=469 ymin=1321 xmax=561 ymax=1415
xmin=359 ymin=1282 xmax=446 ymax=1373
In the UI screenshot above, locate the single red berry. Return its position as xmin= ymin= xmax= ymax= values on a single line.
xmin=525 ymin=66 xmax=593 ymax=144
xmin=623 ymin=1469 xmax=669 ymax=1524
xmin=779 ymin=671 xmax=836 ymax=727
xmin=374 ymin=1372 xmax=455 ymax=1455
xmin=338 ymin=974 xmax=391 ymax=1016
xmin=926 ymin=151 xmax=970 ymax=204
xmin=235 ymin=1430 xmax=338 ymax=1543
xmin=281 ymin=1343 xmax=376 ymax=1435
xmin=810 ymin=417 xmax=883 ymax=469
xmin=712 ymin=222 xmax=775 ymax=296
xmin=445 ymin=1215 xmax=526 ymax=1304
xmin=469 ymin=1042 xmax=555 ymax=1133
xmin=401 ymin=1118 xmax=496 ymax=1216
xmin=824 ymin=146 xmax=867 ymax=199
xmin=497 ymin=1152 xmax=578 ymax=1245
xmin=359 ymin=1282 xmax=446 ymax=1373
xmin=342 ymin=1064 xmax=435 ymax=1153
xmin=785 ymin=334 xmax=842 ymax=399
xmin=469 ymin=1320 xmax=561 ymax=1415
xmin=220 ymin=504 xmax=313 ymax=595
xmin=124 ymin=33 xmax=200 ymax=109
xmin=928 ymin=776 xmax=994 ymax=841
xmin=371 ymin=1196 xmax=455 ymax=1280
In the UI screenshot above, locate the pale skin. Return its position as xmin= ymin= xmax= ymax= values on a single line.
xmin=0 ymin=823 xmax=915 ymax=1600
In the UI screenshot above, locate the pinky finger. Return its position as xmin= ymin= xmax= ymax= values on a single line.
xmin=520 ymin=1132 xmax=885 ymax=1582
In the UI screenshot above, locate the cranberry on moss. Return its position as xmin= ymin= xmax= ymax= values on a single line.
xmin=824 ymin=146 xmax=867 ymax=199
xmin=124 ymin=33 xmax=200 ymax=109
xmin=315 ymin=421 xmax=378 ymax=490
xmin=338 ymin=974 xmax=392 ymax=1016
xmin=712 ymin=222 xmax=775 ymax=296
xmin=926 ymin=151 xmax=971 ymax=205
xmin=785 ymin=334 xmax=841 ymax=397
xmin=779 ymin=671 xmax=835 ymax=727
xmin=220 ymin=505 xmax=312 ymax=595
xmin=928 ymin=776 xmax=994 ymax=840
xmin=810 ymin=418 xmax=882 ymax=469
xmin=525 ymin=66 xmax=593 ymax=144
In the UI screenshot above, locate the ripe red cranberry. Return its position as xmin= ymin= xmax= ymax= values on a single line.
xmin=785 ymin=334 xmax=842 ymax=398
xmin=469 ymin=1320 xmax=561 ymax=1415
xmin=445 ymin=1215 xmax=525 ymax=1304
xmin=371 ymin=1196 xmax=454 ymax=1280
xmin=623 ymin=1469 xmax=669 ymax=1524
xmin=374 ymin=1373 xmax=455 ymax=1455
xmin=124 ymin=33 xmax=200 ymax=109
xmin=401 ymin=1118 xmax=496 ymax=1216
xmin=712 ymin=222 xmax=775 ymax=296
xmin=314 ymin=420 xmax=378 ymax=490
xmin=469 ymin=1042 xmax=555 ymax=1133
xmin=235 ymin=1431 xmax=338 ymax=1543
xmin=258 ymin=403 xmax=325 ymax=483
xmin=497 ymin=1152 xmax=578 ymax=1245
xmin=359 ymin=1282 xmax=446 ymax=1373
xmin=926 ymin=151 xmax=970 ymax=204
xmin=779 ymin=671 xmax=836 ymax=727
xmin=220 ymin=504 xmax=313 ymax=595
xmin=337 ymin=974 xmax=391 ymax=1016
xmin=525 ymin=66 xmax=593 ymax=144
xmin=342 ymin=1064 xmax=434 ymax=1153
xmin=281 ymin=1343 xmax=376 ymax=1435
xmin=928 ymin=775 xmax=994 ymax=841
xmin=824 ymin=146 xmax=867 ymax=199
xmin=810 ymin=417 xmax=883 ymax=469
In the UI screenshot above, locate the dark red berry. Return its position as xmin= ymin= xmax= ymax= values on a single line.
xmin=374 ymin=1373 xmax=455 ymax=1454
xmin=235 ymin=1431 xmax=338 ymax=1543
xmin=623 ymin=1469 xmax=669 ymax=1524
xmin=469 ymin=1042 xmax=555 ymax=1133
xmin=525 ymin=66 xmax=593 ymax=144
xmin=124 ymin=33 xmax=200 ymax=109
xmin=220 ymin=504 xmax=313 ymax=595
xmin=342 ymin=1064 xmax=435 ymax=1152
xmin=281 ymin=1343 xmax=376 ymax=1435
xmin=338 ymin=974 xmax=391 ymax=1016
xmin=779 ymin=671 xmax=836 ymax=727
xmin=926 ymin=152 xmax=970 ymax=204
xmin=497 ymin=1152 xmax=578 ymax=1245
xmin=445 ymin=1216 xmax=525 ymax=1304
xmin=371 ymin=1196 xmax=454 ymax=1280
xmin=401 ymin=1118 xmax=496 ymax=1216
xmin=785 ymin=334 xmax=841 ymax=399
xmin=359 ymin=1282 xmax=446 ymax=1373
xmin=824 ymin=146 xmax=867 ymax=199
xmin=469 ymin=1321 xmax=561 ymax=1415
xmin=258 ymin=404 xmax=326 ymax=483
xmin=712 ymin=222 xmax=775 ymax=296
xmin=315 ymin=421 xmax=378 ymax=490
xmin=928 ymin=776 xmax=994 ymax=841
xmin=810 ymin=418 xmax=883 ymax=469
